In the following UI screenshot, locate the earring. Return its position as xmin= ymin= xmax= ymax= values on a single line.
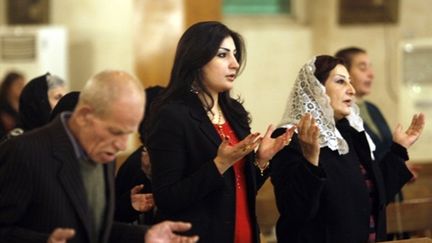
xmin=190 ymin=82 xmax=199 ymax=94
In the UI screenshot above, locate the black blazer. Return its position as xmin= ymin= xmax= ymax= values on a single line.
xmin=0 ymin=117 xmax=146 ymax=243
xmin=147 ymin=93 xmax=268 ymax=243
xmin=271 ymin=119 xmax=412 ymax=243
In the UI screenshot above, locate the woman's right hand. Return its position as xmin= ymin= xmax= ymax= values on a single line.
xmin=297 ymin=113 xmax=320 ymax=166
xmin=214 ymin=132 xmax=261 ymax=174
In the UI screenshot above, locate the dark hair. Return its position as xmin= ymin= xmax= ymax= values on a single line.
xmin=150 ymin=21 xmax=249 ymax=127
xmin=314 ymin=55 xmax=345 ymax=84
xmin=334 ymin=47 xmax=366 ymax=71
xmin=0 ymin=71 xmax=25 ymax=107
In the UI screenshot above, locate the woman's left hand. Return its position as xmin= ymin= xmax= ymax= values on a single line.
xmin=393 ymin=113 xmax=425 ymax=149
xmin=256 ymin=124 xmax=296 ymax=163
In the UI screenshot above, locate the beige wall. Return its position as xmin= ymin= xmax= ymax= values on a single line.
xmin=225 ymin=17 xmax=312 ymax=133
xmin=51 ymin=0 xmax=134 ymax=91
xmin=1 ymin=0 xmax=431 ymax=160
xmin=0 ymin=0 xmax=5 ymax=24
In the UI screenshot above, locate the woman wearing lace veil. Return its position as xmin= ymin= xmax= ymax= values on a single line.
xmin=270 ymin=55 xmax=425 ymax=243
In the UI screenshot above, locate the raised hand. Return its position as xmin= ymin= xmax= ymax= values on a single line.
xmin=256 ymin=124 xmax=296 ymax=164
xmin=297 ymin=113 xmax=320 ymax=166
xmin=131 ymin=184 xmax=154 ymax=212
xmin=214 ymin=132 xmax=261 ymax=174
xmin=393 ymin=113 xmax=425 ymax=149
xmin=47 ymin=228 xmax=75 ymax=243
xmin=144 ymin=221 xmax=199 ymax=243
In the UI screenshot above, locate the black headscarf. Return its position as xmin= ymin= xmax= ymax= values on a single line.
xmin=50 ymin=91 xmax=80 ymax=121
xmin=18 ymin=73 xmax=52 ymax=131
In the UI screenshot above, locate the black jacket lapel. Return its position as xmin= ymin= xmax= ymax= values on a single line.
xmin=49 ymin=118 xmax=93 ymax=241
xmin=186 ymin=94 xmax=221 ymax=146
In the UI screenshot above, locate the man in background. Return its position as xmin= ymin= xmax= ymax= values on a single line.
xmin=336 ymin=47 xmax=418 ymax=240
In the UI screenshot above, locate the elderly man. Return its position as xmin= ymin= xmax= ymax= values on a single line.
xmin=0 ymin=70 xmax=198 ymax=243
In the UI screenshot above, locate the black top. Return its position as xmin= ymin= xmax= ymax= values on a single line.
xmin=114 ymin=146 xmax=154 ymax=225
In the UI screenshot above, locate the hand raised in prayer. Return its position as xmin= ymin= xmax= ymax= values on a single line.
xmin=131 ymin=184 xmax=154 ymax=212
xmin=256 ymin=124 xmax=296 ymax=164
xmin=214 ymin=132 xmax=261 ymax=174
xmin=393 ymin=113 xmax=425 ymax=149
xmin=297 ymin=113 xmax=320 ymax=166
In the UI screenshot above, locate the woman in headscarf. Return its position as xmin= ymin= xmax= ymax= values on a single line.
xmin=18 ymin=73 xmax=67 ymax=131
xmin=271 ymin=55 xmax=425 ymax=243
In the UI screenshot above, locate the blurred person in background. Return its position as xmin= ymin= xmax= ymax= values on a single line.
xmin=18 ymin=72 xmax=67 ymax=132
xmin=0 ymin=71 xmax=26 ymax=138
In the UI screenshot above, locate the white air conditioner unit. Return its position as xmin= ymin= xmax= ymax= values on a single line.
xmin=398 ymin=38 xmax=432 ymax=161
xmin=0 ymin=26 xmax=68 ymax=83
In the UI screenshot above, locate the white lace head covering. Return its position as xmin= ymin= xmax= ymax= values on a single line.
xmin=280 ymin=56 xmax=375 ymax=157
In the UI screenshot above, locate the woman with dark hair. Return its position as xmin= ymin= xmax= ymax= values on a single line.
xmin=271 ymin=55 xmax=425 ymax=243
xmin=0 ymin=71 xmax=25 ymax=138
xmin=147 ymin=21 xmax=294 ymax=242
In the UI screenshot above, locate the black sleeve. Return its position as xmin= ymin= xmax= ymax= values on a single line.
xmin=270 ymin=132 xmax=327 ymax=223
xmin=114 ymin=147 xmax=152 ymax=223
xmin=379 ymin=142 xmax=413 ymax=203
xmin=147 ymin=106 xmax=225 ymax=214
xmin=0 ymin=140 xmax=50 ymax=243
xmin=109 ymin=222 xmax=147 ymax=243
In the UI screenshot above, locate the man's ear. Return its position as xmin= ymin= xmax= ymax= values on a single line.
xmin=74 ymin=105 xmax=94 ymax=126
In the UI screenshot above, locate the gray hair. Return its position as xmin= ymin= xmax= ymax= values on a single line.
xmin=46 ymin=74 xmax=65 ymax=90
xmin=78 ymin=70 xmax=144 ymax=117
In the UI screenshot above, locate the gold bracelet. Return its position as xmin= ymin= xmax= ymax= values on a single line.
xmin=254 ymin=159 xmax=270 ymax=176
